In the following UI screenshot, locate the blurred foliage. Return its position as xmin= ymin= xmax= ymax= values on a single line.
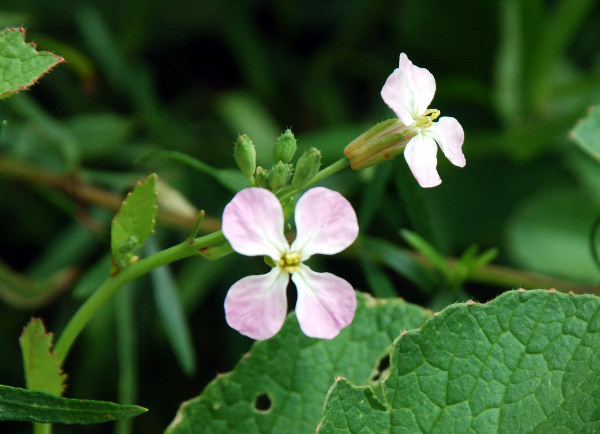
xmin=1 ymin=0 xmax=600 ymax=432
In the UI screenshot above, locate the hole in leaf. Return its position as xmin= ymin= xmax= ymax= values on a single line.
xmin=253 ymin=393 xmax=272 ymax=412
xmin=371 ymin=353 xmax=390 ymax=381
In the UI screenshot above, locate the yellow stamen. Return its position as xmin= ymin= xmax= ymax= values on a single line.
xmin=279 ymin=252 xmax=301 ymax=273
xmin=415 ymin=109 xmax=441 ymax=129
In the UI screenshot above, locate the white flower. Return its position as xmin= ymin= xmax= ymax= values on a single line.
xmin=222 ymin=187 xmax=359 ymax=340
xmin=381 ymin=53 xmax=466 ymax=187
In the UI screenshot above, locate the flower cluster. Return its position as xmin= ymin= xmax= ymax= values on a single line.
xmin=222 ymin=187 xmax=358 ymax=340
xmin=345 ymin=53 xmax=465 ymax=188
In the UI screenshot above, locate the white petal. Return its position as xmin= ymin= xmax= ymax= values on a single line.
xmin=224 ymin=268 xmax=289 ymax=340
xmin=222 ymin=188 xmax=289 ymax=260
xmin=381 ymin=53 xmax=436 ymax=124
xmin=292 ymin=265 xmax=356 ymax=339
xmin=424 ymin=117 xmax=466 ymax=167
xmin=290 ymin=187 xmax=358 ymax=260
xmin=404 ymin=134 xmax=441 ymax=188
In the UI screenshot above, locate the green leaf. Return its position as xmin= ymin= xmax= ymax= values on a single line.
xmin=0 ymin=27 xmax=63 ymax=99
xmin=571 ymin=104 xmax=600 ymax=161
xmin=67 ymin=113 xmax=134 ymax=160
xmin=216 ymin=91 xmax=280 ymax=165
xmin=506 ymin=188 xmax=600 ymax=284
xmin=146 ymin=238 xmax=196 ymax=376
xmin=19 ymin=318 xmax=66 ymax=396
xmin=401 ymin=229 xmax=452 ymax=278
xmin=0 ymin=259 xmax=75 ymax=310
xmin=317 ymin=289 xmax=600 ymax=433
xmin=363 ymin=237 xmax=440 ymax=293
xmin=111 ymin=174 xmax=157 ymax=269
xmin=166 ymin=292 xmax=431 ymax=433
xmin=0 ymin=384 xmax=147 ymax=424
xmin=136 ymin=150 xmax=247 ymax=193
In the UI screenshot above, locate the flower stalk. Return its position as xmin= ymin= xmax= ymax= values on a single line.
xmin=54 ymin=230 xmax=225 ymax=362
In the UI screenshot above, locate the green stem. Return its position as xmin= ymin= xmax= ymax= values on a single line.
xmin=34 ymin=423 xmax=51 ymax=434
xmin=306 ymin=157 xmax=350 ymax=187
xmin=54 ymin=231 xmax=225 ymax=362
xmin=188 ymin=210 xmax=206 ymax=240
xmin=279 ymin=157 xmax=350 ymax=202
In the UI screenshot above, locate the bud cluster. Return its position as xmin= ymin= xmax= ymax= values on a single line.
xmin=232 ymin=129 xmax=321 ymax=193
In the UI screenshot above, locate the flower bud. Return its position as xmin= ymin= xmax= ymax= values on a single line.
xmin=344 ymin=119 xmax=416 ymax=170
xmin=268 ymin=161 xmax=293 ymax=191
xmin=273 ymin=129 xmax=297 ymax=163
xmin=255 ymin=166 xmax=270 ymax=188
xmin=292 ymin=147 xmax=321 ymax=189
xmin=234 ymin=134 xmax=256 ymax=178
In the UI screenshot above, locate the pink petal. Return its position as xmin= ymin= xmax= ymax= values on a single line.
xmin=292 ymin=265 xmax=357 ymax=339
xmin=381 ymin=53 xmax=436 ymax=125
xmin=222 ymin=188 xmax=289 ymax=260
xmin=224 ymin=268 xmax=290 ymax=340
xmin=290 ymin=187 xmax=358 ymax=260
xmin=424 ymin=116 xmax=466 ymax=167
xmin=404 ymin=134 xmax=442 ymax=188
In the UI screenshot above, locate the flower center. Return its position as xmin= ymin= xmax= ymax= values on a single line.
xmin=279 ymin=252 xmax=301 ymax=273
xmin=415 ymin=109 xmax=440 ymax=129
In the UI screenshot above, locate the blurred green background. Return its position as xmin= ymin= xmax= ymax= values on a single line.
xmin=2 ymin=0 xmax=600 ymax=432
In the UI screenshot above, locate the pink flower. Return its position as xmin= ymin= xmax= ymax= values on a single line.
xmin=381 ymin=53 xmax=466 ymax=188
xmin=222 ymin=187 xmax=359 ymax=340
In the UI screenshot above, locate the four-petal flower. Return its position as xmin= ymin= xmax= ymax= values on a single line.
xmin=381 ymin=53 xmax=466 ymax=187
xmin=222 ymin=187 xmax=359 ymax=340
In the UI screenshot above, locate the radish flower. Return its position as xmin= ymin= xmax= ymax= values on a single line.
xmin=222 ymin=187 xmax=358 ymax=340
xmin=381 ymin=53 xmax=465 ymax=187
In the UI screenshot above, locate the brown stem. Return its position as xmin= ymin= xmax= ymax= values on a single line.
xmin=410 ymin=251 xmax=598 ymax=295
xmin=0 ymin=156 xmax=221 ymax=232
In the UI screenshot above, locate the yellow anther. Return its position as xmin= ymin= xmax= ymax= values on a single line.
xmin=279 ymin=252 xmax=301 ymax=273
xmin=416 ymin=109 xmax=441 ymax=129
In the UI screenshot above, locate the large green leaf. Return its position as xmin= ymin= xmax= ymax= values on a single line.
xmin=317 ymin=289 xmax=600 ymax=433
xmin=571 ymin=104 xmax=600 ymax=161
xmin=111 ymin=174 xmax=157 ymax=270
xmin=506 ymin=188 xmax=600 ymax=284
xmin=0 ymin=27 xmax=63 ymax=99
xmin=0 ymin=384 xmax=147 ymax=424
xmin=166 ymin=292 xmax=431 ymax=433
xmin=19 ymin=318 xmax=66 ymax=396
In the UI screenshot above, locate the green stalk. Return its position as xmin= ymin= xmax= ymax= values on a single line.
xmin=54 ymin=231 xmax=225 ymax=363
xmin=279 ymin=157 xmax=350 ymax=202
xmin=33 ymin=422 xmax=50 ymax=434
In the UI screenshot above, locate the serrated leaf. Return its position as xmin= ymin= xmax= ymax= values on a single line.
xmin=19 ymin=318 xmax=66 ymax=396
xmin=317 ymin=289 xmax=600 ymax=433
xmin=166 ymin=292 xmax=431 ymax=433
xmin=571 ymin=104 xmax=600 ymax=161
xmin=0 ymin=384 xmax=147 ymax=424
xmin=111 ymin=174 xmax=157 ymax=269
xmin=0 ymin=27 xmax=63 ymax=99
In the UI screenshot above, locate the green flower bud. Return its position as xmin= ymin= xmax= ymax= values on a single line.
xmin=268 ymin=161 xmax=293 ymax=191
xmin=292 ymin=147 xmax=321 ymax=189
xmin=273 ymin=129 xmax=297 ymax=163
xmin=343 ymin=119 xmax=416 ymax=170
xmin=255 ymin=166 xmax=270 ymax=188
xmin=234 ymin=134 xmax=256 ymax=178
